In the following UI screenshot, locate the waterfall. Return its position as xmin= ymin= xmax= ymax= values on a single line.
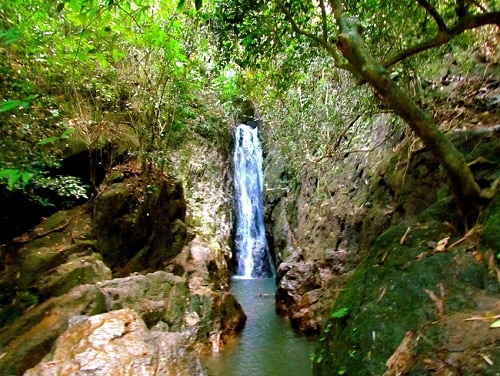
xmin=233 ymin=124 xmax=275 ymax=279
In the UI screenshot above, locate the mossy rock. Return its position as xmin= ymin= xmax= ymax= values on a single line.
xmin=483 ymin=194 xmax=500 ymax=252
xmin=314 ymin=206 xmax=496 ymax=375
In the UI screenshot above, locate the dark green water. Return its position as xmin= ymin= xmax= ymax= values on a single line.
xmin=204 ymin=278 xmax=316 ymax=376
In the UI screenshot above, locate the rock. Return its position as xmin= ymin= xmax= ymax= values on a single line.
xmin=315 ymin=201 xmax=500 ymax=375
xmin=25 ymin=309 xmax=207 ymax=376
xmin=37 ymin=253 xmax=112 ymax=299
xmin=0 ymin=161 xmax=242 ymax=375
xmin=93 ymin=175 xmax=187 ymax=274
xmin=99 ymin=271 xmax=189 ymax=330
xmin=276 ymin=261 xmax=322 ymax=332
xmin=0 ymin=284 xmax=106 ymax=376
xmin=0 ymin=269 xmax=246 ymax=375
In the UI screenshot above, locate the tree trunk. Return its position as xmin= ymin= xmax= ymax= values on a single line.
xmin=333 ymin=22 xmax=484 ymax=213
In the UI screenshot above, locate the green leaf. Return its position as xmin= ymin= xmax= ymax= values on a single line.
xmin=7 ymin=170 xmax=22 ymax=189
xmin=177 ymin=0 xmax=186 ymax=10
xmin=37 ymin=136 xmax=60 ymax=145
xmin=195 ymin=0 xmax=202 ymax=11
xmin=96 ymin=51 xmax=108 ymax=68
xmin=0 ymin=169 xmax=16 ymax=179
xmin=491 ymin=320 xmax=500 ymax=328
xmin=56 ymin=2 xmax=65 ymax=12
xmin=330 ymin=307 xmax=349 ymax=319
xmin=1 ymin=95 xmax=37 ymax=113
xmin=21 ymin=171 xmax=31 ymax=185
xmin=112 ymin=48 xmax=124 ymax=63
xmin=60 ymin=128 xmax=74 ymax=138
xmin=0 ymin=29 xmax=19 ymax=45
xmin=0 ymin=99 xmax=23 ymax=113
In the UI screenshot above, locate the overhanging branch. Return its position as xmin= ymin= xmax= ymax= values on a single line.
xmin=382 ymin=11 xmax=500 ymax=69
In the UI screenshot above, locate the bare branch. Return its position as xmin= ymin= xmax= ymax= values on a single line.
xmin=383 ymin=11 xmax=500 ymax=69
xmin=416 ymin=0 xmax=448 ymax=31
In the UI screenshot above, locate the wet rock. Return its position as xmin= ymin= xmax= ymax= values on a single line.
xmin=25 ymin=308 xmax=207 ymax=376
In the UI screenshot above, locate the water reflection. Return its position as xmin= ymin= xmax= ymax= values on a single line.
xmin=204 ymin=278 xmax=316 ymax=376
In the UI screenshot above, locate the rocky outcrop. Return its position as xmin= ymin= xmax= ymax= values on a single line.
xmin=93 ymin=171 xmax=187 ymax=275
xmin=0 ymin=168 xmax=245 ymax=375
xmin=265 ymin=108 xmax=500 ymax=338
xmin=25 ymin=308 xmax=207 ymax=376
xmin=0 ymin=269 xmax=246 ymax=375
xmin=265 ymin=114 xmax=403 ymax=333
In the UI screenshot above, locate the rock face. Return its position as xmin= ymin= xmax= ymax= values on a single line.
xmin=265 ymin=111 xmax=500 ymax=340
xmin=0 ymin=169 xmax=245 ymax=376
xmin=25 ymin=309 xmax=207 ymax=376
xmin=265 ymin=114 xmax=403 ymax=333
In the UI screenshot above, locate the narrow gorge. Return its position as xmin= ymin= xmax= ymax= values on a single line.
xmin=1 ymin=1 xmax=499 ymax=375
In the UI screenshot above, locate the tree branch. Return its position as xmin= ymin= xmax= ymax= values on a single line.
xmin=276 ymin=0 xmax=357 ymax=76
xmin=382 ymin=11 xmax=500 ymax=69
xmin=417 ymin=0 xmax=448 ymax=31
xmin=318 ymin=0 xmax=328 ymax=42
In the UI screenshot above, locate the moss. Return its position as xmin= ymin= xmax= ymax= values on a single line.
xmin=483 ymin=195 xmax=500 ymax=252
xmin=314 ymin=213 xmax=494 ymax=375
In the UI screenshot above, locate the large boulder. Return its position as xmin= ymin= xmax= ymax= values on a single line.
xmin=93 ymin=172 xmax=187 ymax=274
xmin=0 ymin=270 xmax=246 ymax=375
xmin=25 ymin=308 xmax=207 ymax=376
xmin=0 ymin=284 xmax=106 ymax=375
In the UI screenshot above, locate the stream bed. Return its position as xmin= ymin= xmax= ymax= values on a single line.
xmin=203 ymin=278 xmax=316 ymax=376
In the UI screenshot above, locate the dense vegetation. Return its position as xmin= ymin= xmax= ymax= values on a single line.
xmin=1 ymin=0 xmax=498 ymax=211
xmin=0 ymin=0 xmax=242 ymax=239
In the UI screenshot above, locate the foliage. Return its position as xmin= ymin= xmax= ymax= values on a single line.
xmin=0 ymin=0 xmax=236 ymax=211
xmin=212 ymin=0 xmax=500 ymax=209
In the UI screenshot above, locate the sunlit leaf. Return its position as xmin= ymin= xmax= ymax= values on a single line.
xmin=21 ymin=172 xmax=31 ymax=185
xmin=61 ymin=128 xmax=74 ymax=138
xmin=112 ymin=48 xmax=124 ymax=62
xmin=330 ymin=307 xmax=349 ymax=319
xmin=491 ymin=320 xmax=500 ymax=328
xmin=96 ymin=51 xmax=109 ymax=68
xmin=7 ymin=170 xmax=22 ymax=189
xmin=0 ymin=99 xmax=23 ymax=113
xmin=37 ymin=136 xmax=60 ymax=145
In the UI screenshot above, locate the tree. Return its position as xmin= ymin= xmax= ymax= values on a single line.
xmin=213 ymin=0 xmax=499 ymax=215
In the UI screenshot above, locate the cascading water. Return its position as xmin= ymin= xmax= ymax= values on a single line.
xmin=233 ymin=123 xmax=275 ymax=279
